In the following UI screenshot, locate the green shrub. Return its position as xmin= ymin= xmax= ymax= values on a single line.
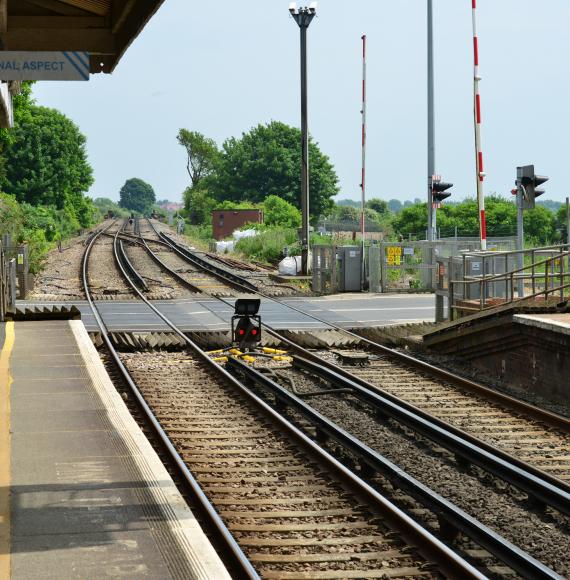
xmin=235 ymin=227 xmax=298 ymax=264
xmin=263 ymin=195 xmax=301 ymax=228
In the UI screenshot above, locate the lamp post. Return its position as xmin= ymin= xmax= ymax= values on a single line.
xmin=289 ymin=2 xmax=317 ymax=276
xmin=427 ymin=0 xmax=436 ymax=242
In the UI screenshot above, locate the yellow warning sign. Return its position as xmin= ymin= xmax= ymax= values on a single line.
xmin=387 ymin=246 xmax=402 ymax=266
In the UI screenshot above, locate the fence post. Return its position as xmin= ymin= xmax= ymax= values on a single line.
xmin=16 ymin=243 xmax=29 ymax=299
xmin=0 ymin=241 xmax=4 ymax=322
xmin=559 ymin=249 xmax=564 ymax=301
xmin=544 ymin=259 xmax=550 ymax=302
xmin=8 ymin=259 xmax=16 ymax=314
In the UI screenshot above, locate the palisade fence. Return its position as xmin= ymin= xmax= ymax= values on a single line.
xmin=436 ymin=244 xmax=570 ymax=322
xmin=0 ymin=236 xmax=17 ymax=321
xmin=312 ymin=237 xmax=517 ymax=296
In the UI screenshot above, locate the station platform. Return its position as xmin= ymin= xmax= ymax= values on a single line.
xmin=423 ymin=303 xmax=570 ymax=406
xmin=0 ymin=319 xmax=230 ymax=580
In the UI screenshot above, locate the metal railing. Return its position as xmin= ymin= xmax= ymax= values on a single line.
xmin=448 ymin=246 xmax=570 ymax=316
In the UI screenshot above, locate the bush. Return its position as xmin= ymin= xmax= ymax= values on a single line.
xmin=263 ymin=195 xmax=301 ymax=228
xmin=235 ymin=227 xmax=298 ymax=264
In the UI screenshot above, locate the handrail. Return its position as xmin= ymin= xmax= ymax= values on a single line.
xmin=459 ymin=243 xmax=570 ymax=259
xmin=450 ymin=249 xmax=570 ymax=286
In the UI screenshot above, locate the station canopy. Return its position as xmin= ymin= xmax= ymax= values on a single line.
xmin=0 ymin=0 xmax=166 ymax=73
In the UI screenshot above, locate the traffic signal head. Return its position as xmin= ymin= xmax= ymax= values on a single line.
xmin=517 ymin=165 xmax=549 ymax=209
xmin=432 ymin=177 xmax=453 ymax=204
xmin=233 ymin=315 xmax=261 ymax=345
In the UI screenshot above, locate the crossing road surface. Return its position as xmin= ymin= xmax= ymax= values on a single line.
xmin=19 ymin=293 xmax=436 ymax=333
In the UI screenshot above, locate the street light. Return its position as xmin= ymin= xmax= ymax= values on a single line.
xmin=289 ymin=2 xmax=317 ymax=276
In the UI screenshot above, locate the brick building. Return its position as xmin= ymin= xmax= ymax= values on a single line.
xmin=212 ymin=209 xmax=263 ymax=240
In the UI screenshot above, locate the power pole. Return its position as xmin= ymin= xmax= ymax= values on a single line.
xmin=516 ymin=187 xmax=524 ymax=297
xmin=290 ymin=3 xmax=317 ymax=276
xmin=566 ymin=197 xmax=570 ymax=245
xmin=427 ymin=0 xmax=436 ymax=241
xmin=360 ymin=34 xmax=367 ymax=287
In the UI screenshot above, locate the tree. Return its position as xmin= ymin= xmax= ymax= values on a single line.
xmin=392 ymin=203 xmax=428 ymax=237
xmin=366 ymin=198 xmax=389 ymax=215
xmin=263 ymin=195 xmax=301 ymax=228
xmin=524 ymin=205 xmax=557 ymax=244
xmin=177 ymin=129 xmax=219 ymax=188
xmin=119 ymin=178 xmax=156 ymax=214
xmin=331 ymin=205 xmax=359 ymax=222
xmin=2 ymin=104 xmax=94 ymax=226
xmin=93 ymin=197 xmax=129 ymax=218
xmin=208 ymin=121 xmax=339 ymax=220
xmin=336 ymin=199 xmax=360 ymax=208
xmin=183 ymin=186 xmax=216 ymax=225
xmin=556 ymin=204 xmax=570 ymax=242
xmin=388 ymin=199 xmax=403 ymax=213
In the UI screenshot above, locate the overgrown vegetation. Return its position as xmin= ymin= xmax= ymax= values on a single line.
xmin=234 ymin=227 xmax=299 ymax=264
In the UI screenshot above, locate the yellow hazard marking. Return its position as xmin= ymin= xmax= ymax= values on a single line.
xmin=0 ymin=321 xmax=14 ymax=580
xmin=263 ymin=348 xmax=288 ymax=355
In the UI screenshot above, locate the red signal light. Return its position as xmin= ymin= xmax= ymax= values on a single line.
xmin=251 ymin=329 xmax=258 ymax=336
xmin=239 ymin=329 xmax=245 ymax=336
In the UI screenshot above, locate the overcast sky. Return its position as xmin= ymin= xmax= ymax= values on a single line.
xmin=33 ymin=0 xmax=570 ymax=204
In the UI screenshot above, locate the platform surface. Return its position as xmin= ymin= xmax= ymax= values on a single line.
xmin=18 ymin=294 xmax=436 ymax=333
xmin=515 ymin=312 xmax=570 ymax=336
xmin=1 ymin=319 xmax=230 ymax=580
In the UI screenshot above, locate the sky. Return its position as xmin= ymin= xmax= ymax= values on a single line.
xmin=33 ymin=0 xmax=570 ymax=205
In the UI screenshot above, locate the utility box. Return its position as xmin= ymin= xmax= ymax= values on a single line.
xmin=338 ymin=246 xmax=362 ymax=292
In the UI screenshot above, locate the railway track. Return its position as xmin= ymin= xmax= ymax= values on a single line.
xmin=82 ymin=220 xmax=485 ymax=579
xmin=96 ymin=218 xmax=570 ymax=577
xmin=114 ymin=217 xmax=570 ymax=574
xmin=144 ymin=221 xmax=570 ymax=485
xmin=322 ymin=348 xmax=570 ymax=484
xmin=134 ymin=219 xmax=570 ymax=489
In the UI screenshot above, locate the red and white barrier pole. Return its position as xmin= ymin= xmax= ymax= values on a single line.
xmin=472 ymin=0 xmax=487 ymax=251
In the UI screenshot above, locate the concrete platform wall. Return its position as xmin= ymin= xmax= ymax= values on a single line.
xmin=425 ymin=315 xmax=570 ymax=406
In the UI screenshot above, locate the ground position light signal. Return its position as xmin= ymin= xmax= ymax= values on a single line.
xmin=232 ymin=299 xmax=262 ymax=346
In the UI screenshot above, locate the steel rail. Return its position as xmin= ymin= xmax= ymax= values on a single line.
xmin=141 ymin=219 xmax=570 ymax=500
xmin=291 ymin=355 xmax=570 ymax=516
xmin=138 ymin=235 xmax=203 ymax=294
xmin=114 ymin=225 xmax=149 ymax=292
xmin=147 ymin=219 xmax=570 ymax=436
xmin=84 ymin=221 xmax=259 ymax=579
xmin=112 ymin=221 xmax=487 ymax=579
xmin=157 ymin=230 xmax=257 ymax=293
xmin=228 ymin=356 xmax=561 ymax=580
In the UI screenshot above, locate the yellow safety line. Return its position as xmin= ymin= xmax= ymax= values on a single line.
xmin=0 ymin=321 xmax=14 ymax=580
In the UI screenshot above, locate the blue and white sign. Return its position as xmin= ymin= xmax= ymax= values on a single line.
xmin=0 ymin=52 xmax=90 ymax=81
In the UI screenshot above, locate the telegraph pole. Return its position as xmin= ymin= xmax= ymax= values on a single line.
xmin=290 ymin=3 xmax=317 ymax=276
xmin=566 ymin=197 xmax=570 ymax=245
xmin=360 ymin=34 xmax=367 ymax=286
xmin=427 ymin=0 xmax=436 ymax=241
